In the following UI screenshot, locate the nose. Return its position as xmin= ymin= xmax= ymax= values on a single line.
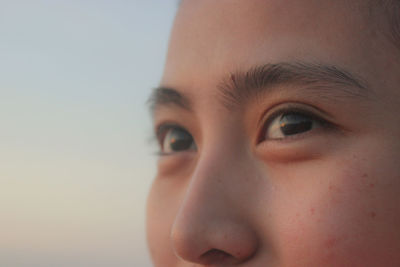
xmin=170 ymin=152 xmax=259 ymax=265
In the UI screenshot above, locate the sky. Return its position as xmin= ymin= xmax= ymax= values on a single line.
xmin=0 ymin=1 xmax=177 ymax=266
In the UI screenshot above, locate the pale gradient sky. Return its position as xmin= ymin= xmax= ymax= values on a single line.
xmin=0 ymin=1 xmax=177 ymax=266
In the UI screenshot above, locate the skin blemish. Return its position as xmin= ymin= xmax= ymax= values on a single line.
xmin=310 ymin=208 xmax=315 ymax=215
xmin=328 ymin=184 xmax=342 ymax=193
xmin=230 ymin=73 xmax=236 ymax=83
xmin=324 ymin=238 xmax=337 ymax=249
xmin=370 ymin=212 xmax=376 ymax=219
xmin=369 ymin=183 xmax=375 ymax=188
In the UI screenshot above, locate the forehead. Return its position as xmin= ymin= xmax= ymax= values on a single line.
xmin=160 ymin=0 xmax=400 ymax=114
xmin=163 ymin=0 xmax=373 ymax=83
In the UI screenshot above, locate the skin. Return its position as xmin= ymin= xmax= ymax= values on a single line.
xmin=147 ymin=0 xmax=400 ymax=266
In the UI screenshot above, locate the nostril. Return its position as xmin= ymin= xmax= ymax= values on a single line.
xmin=200 ymin=249 xmax=238 ymax=265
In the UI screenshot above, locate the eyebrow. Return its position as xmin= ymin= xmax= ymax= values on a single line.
xmin=218 ymin=62 xmax=370 ymax=109
xmin=147 ymin=86 xmax=192 ymax=114
xmin=148 ymin=62 xmax=370 ymax=113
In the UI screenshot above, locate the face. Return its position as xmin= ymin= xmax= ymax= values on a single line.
xmin=147 ymin=0 xmax=400 ymax=266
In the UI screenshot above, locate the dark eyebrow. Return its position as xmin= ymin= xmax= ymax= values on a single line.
xmin=147 ymin=86 xmax=192 ymax=114
xmin=218 ymin=62 xmax=371 ymax=109
xmin=147 ymin=62 xmax=371 ymax=114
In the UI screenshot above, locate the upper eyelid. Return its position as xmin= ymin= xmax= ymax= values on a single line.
xmin=155 ymin=123 xmax=182 ymax=142
xmin=156 ymin=122 xmax=186 ymax=134
xmin=156 ymin=123 xmax=177 ymax=136
xmin=257 ymin=102 xmax=334 ymax=130
xmin=263 ymin=107 xmax=328 ymax=129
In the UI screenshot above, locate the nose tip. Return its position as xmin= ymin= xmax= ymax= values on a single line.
xmin=169 ymin=145 xmax=260 ymax=265
xmin=171 ymin=216 xmax=258 ymax=265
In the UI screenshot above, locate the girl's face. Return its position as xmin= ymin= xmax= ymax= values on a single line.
xmin=147 ymin=0 xmax=400 ymax=266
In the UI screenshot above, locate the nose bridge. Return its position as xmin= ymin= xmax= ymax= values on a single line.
xmin=170 ymin=144 xmax=259 ymax=264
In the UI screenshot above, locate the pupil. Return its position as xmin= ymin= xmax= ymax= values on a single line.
xmin=170 ymin=130 xmax=192 ymax=151
xmin=280 ymin=113 xmax=313 ymax=136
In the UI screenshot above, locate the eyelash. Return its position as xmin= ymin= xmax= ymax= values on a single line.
xmin=155 ymin=123 xmax=195 ymax=155
xmin=156 ymin=123 xmax=178 ymax=140
xmin=154 ymin=105 xmax=335 ymax=155
xmin=258 ymin=105 xmax=334 ymax=142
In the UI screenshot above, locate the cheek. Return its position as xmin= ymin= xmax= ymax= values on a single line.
xmin=273 ymin=154 xmax=400 ymax=267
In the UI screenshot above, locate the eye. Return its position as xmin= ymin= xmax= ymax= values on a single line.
xmin=157 ymin=125 xmax=196 ymax=154
xmin=263 ymin=110 xmax=325 ymax=140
